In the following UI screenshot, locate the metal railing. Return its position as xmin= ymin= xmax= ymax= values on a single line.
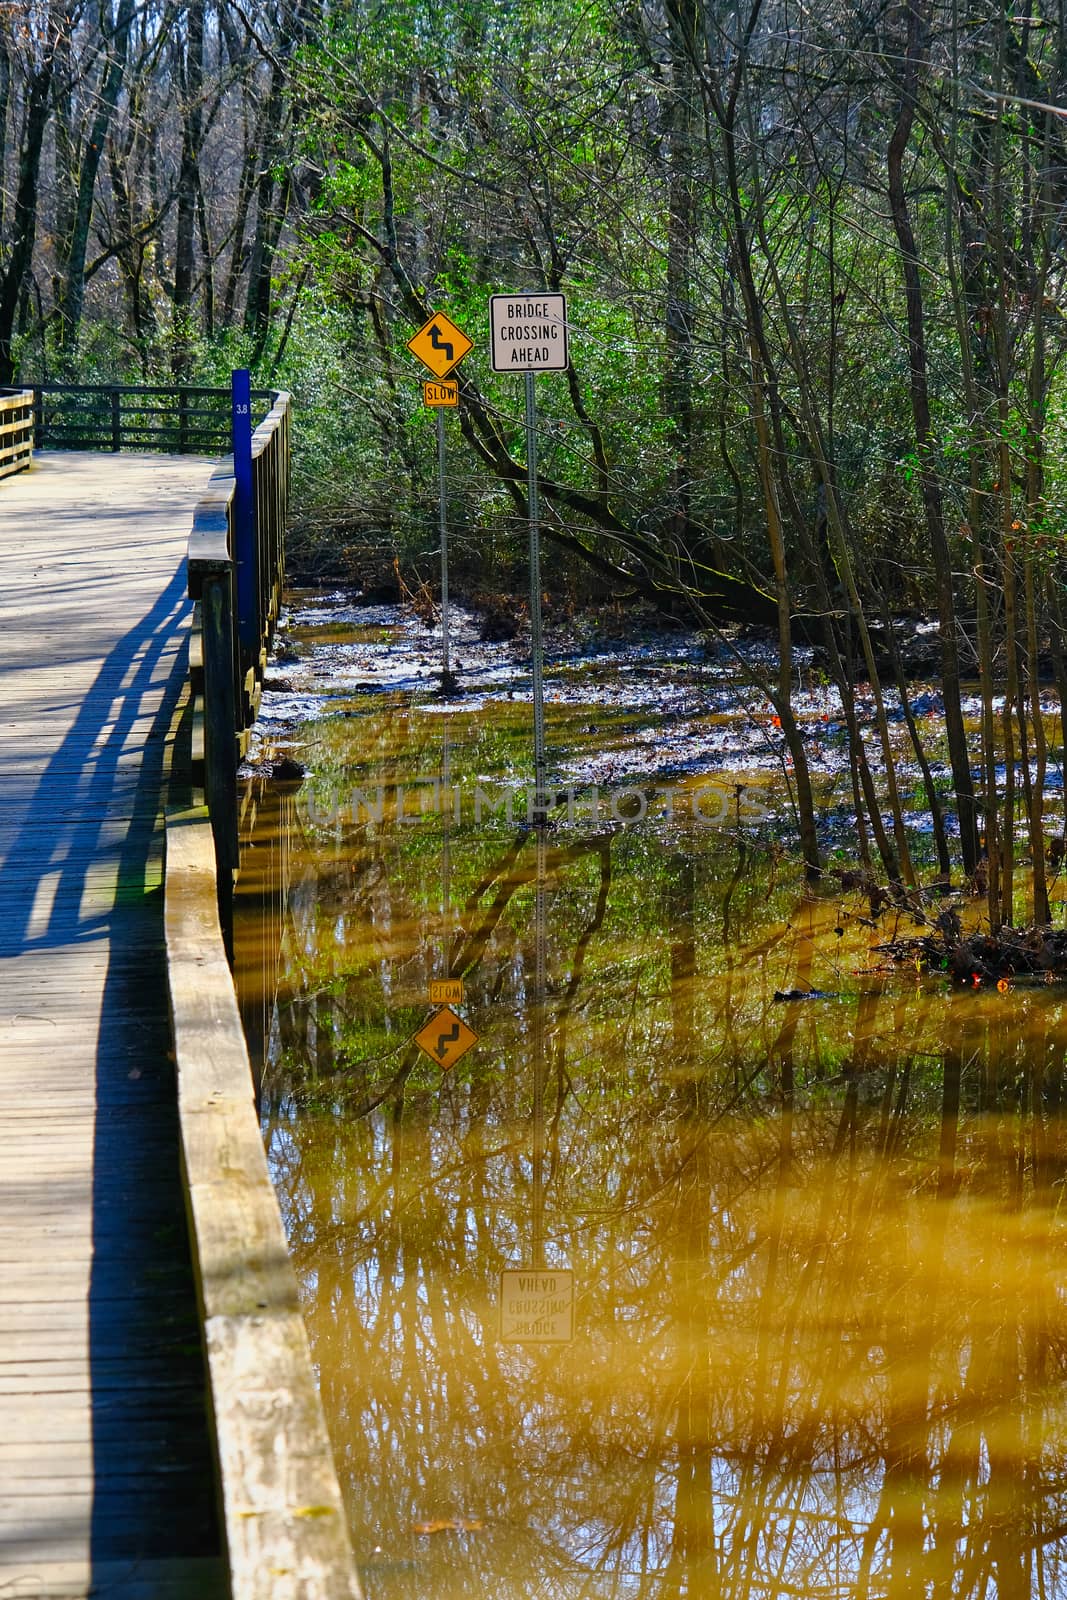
xmin=18 ymin=382 xmax=275 ymax=453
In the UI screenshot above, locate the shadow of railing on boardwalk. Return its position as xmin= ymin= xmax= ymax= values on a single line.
xmin=0 ymin=560 xmax=222 ymax=1576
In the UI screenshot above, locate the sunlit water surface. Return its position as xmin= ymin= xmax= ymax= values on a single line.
xmin=235 ymin=598 xmax=1067 ymax=1600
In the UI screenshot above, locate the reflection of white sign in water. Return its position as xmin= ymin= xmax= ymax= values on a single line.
xmin=499 ymin=1269 xmax=574 ymax=1342
xmin=489 ymin=294 xmax=569 ymax=372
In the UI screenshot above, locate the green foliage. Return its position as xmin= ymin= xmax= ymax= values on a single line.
xmin=20 ymin=0 xmax=1067 ymax=685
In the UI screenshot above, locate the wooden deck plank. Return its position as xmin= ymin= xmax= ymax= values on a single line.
xmin=0 ymin=454 xmax=222 ymax=1594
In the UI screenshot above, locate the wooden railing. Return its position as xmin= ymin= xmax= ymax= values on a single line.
xmin=0 ymin=388 xmax=34 ymax=478
xmin=166 ymin=392 xmax=364 ymax=1599
xmin=187 ymin=392 xmax=290 ymax=899
xmin=19 ymin=382 xmax=274 ymax=453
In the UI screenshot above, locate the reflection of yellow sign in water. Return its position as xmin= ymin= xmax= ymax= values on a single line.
xmin=499 ymin=1269 xmax=574 ymax=1342
xmin=423 ymin=379 xmax=459 ymax=407
xmin=407 ymin=312 xmax=473 ymax=378
xmin=414 ymin=1004 xmax=477 ymax=1070
xmin=429 ymin=978 xmax=464 ymax=1005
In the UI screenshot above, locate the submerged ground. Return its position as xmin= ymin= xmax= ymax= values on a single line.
xmin=234 ymin=595 xmax=1067 ymax=1600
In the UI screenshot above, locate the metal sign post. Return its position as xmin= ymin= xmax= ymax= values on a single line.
xmin=495 ymin=829 xmax=575 ymax=1340
xmin=525 ymin=370 xmax=547 ymax=824
xmin=436 ymin=408 xmax=456 ymax=693
xmin=532 ymin=825 xmax=547 ymax=1268
xmin=441 ymin=717 xmax=453 ymax=975
xmin=486 ymin=291 xmax=569 ymax=1275
xmin=409 ymin=319 xmax=470 ymax=694
xmin=489 ymin=293 xmax=568 ymax=827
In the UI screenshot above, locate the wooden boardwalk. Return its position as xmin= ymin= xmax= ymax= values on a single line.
xmin=0 ymin=454 xmax=227 ymax=1598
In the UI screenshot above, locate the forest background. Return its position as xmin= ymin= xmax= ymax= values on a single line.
xmin=3 ymin=0 xmax=1067 ymax=906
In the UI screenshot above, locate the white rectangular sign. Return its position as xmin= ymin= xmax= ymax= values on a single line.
xmin=499 ymin=1268 xmax=574 ymax=1342
xmin=490 ymin=294 xmax=569 ymax=373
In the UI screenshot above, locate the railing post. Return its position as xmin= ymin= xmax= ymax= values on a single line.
xmin=110 ymin=386 xmax=121 ymax=451
xmin=231 ymin=370 xmax=259 ymax=664
xmin=265 ymin=429 xmax=279 ymax=627
xmin=179 ymin=387 xmax=190 ymax=454
xmin=200 ymin=570 xmax=239 ymax=939
xmin=33 ymin=387 xmax=43 ymax=449
xmin=257 ymin=438 xmax=269 ymax=635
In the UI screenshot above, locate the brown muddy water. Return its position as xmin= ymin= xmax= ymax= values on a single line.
xmin=234 ymin=596 xmax=1067 ymax=1600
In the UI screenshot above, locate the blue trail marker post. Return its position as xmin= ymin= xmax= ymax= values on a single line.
xmin=231 ymin=368 xmax=256 ymax=656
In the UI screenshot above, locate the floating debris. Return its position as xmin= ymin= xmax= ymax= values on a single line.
xmin=879 ymin=922 xmax=1067 ymax=986
xmin=411 ymin=1517 xmax=485 ymax=1535
xmin=772 ymin=988 xmax=841 ymax=1002
xmin=267 ymin=755 xmax=306 ymax=783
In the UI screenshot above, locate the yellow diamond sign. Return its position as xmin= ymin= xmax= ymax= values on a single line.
xmin=414 ymin=1005 xmax=478 ymax=1070
xmin=407 ymin=311 xmax=473 ymax=379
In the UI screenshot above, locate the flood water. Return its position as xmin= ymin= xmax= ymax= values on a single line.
xmin=234 ymin=597 xmax=1067 ymax=1600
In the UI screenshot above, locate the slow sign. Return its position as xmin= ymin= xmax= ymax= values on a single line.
xmin=429 ymin=978 xmax=464 ymax=1005
xmin=423 ymin=379 xmax=458 ymax=408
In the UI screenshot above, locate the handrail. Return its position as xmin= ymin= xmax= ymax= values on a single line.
xmin=188 ymin=391 xmax=291 ymax=902
xmin=166 ymin=393 xmax=364 ymax=1598
xmin=14 ymin=381 xmax=276 ymax=453
xmin=0 ymin=388 xmax=34 ymax=479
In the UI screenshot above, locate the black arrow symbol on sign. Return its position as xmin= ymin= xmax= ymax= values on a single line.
xmin=429 ymin=323 xmax=454 ymax=363
xmin=434 ymin=1021 xmax=461 ymax=1060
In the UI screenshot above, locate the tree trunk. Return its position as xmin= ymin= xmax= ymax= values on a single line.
xmin=221 ymin=96 xmax=267 ymax=324
xmin=172 ymin=0 xmax=205 ymax=376
xmin=244 ymin=60 xmax=288 ymax=343
xmin=714 ymin=99 xmax=821 ymax=876
xmin=0 ymin=34 xmax=11 ymax=237
xmin=663 ymin=0 xmax=698 ymax=543
xmin=59 ymin=0 xmax=135 ymax=358
xmin=0 ymin=6 xmax=61 ymax=383
xmin=887 ymin=0 xmax=978 ymax=875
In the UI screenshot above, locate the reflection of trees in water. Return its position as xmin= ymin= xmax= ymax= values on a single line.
xmin=243 ymin=801 xmax=1067 ymax=1599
